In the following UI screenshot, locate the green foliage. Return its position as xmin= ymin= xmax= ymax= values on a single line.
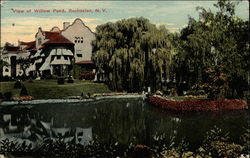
xmin=202 ymin=66 xmax=229 ymax=99
xmin=210 ymin=141 xmax=243 ymax=158
xmin=57 ymin=77 xmax=65 ymax=85
xmin=240 ymin=129 xmax=250 ymax=153
xmin=72 ymin=64 xmax=85 ymax=79
xmin=201 ymin=125 xmax=245 ymax=158
xmin=93 ymin=17 xmax=175 ymax=92
xmin=174 ymin=0 xmax=249 ymax=98
xmin=3 ymin=91 xmax=12 ymax=101
xmin=16 ymin=57 xmax=32 ymax=77
xmin=203 ymin=125 xmax=229 ymax=146
xmin=20 ymin=85 xmax=28 ymax=96
xmin=0 ymin=59 xmax=8 ymax=70
xmin=14 ymin=80 xmax=22 ymax=88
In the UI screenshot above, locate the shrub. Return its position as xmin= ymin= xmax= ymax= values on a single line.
xmin=57 ymin=77 xmax=65 ymax=85
xmin=79 ymin=72 xmax=95 ymax=80
xmin=20 ymin=85 xmax=28 ymax=96
xmin=133 ymin=145 xmax=153 ymax=158
xmin=67 ymin=76 xmax=74 ymax=83
xmin=201 ymin=126 xmax=244 ymax=158
xmin=203 ymin=125 xmax=229 ymax=147
xmin=0 ymin=76 xmax=14 ymax=81
xmin=240 ymin=129 xmax=250 ymax=153
xmin=14 ymin=80 xmax=22 ymax=88
xmin=210 ymin=141 xmax=243 ymax=158
xmin=0 ymin=92 xmax=3 ymax=99
xmin=147 ymin=96 xmax=247 ymax=111
xmin=3 ymin=91 xmax=12 ymax=101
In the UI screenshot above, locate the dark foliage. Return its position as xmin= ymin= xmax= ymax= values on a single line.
xmin=3 ymin=91 xmax=12 ymax=101
xmin=14 ymin=80 xmax=22 ymax=88
xmin=79 ymin=72 xmax=95 ymax=80
xmin=57 ymin=77 xmax=65 ymax=85
xmin=20 ymin=85 xmax=28 ymax=96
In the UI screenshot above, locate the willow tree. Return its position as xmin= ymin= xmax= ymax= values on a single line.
xmin=92 ymin=17 xmax=175 ymax=92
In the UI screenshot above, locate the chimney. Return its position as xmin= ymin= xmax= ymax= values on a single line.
xmin=63 ymin=22 xmax=70 ymax=29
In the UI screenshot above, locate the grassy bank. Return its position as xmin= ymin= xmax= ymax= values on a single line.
xmin=0 ymin=80 xmax=111 ymax=99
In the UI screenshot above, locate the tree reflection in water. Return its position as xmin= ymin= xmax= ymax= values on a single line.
xmin=0 ymin=98 xmax=248 ymax=151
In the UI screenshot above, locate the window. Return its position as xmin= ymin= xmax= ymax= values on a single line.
xmin=74 ymin=36 xmax=83 ymax=43
xmin=57 ymin=56 xmax=61 ymax=59
xmin=77 ymin=54 xmax=82 ymax=57
xmin=38 ymin=38 xmax=42 ymax=45
xmin=51 ymin=56 xmax=55 ymax=61
xmin=5 ymin=68 xmax=9 ymax=72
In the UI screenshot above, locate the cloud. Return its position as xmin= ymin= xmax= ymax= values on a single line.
xmin=156 ymin=23 xmax=176 ymax=27
xmin=1 ymin=16 xmax=99 ymax=46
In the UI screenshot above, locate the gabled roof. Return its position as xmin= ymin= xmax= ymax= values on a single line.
xmin=20 ymin=41 xmax=36 ymax=50
xmin=4 ymin=46 xmax=19 ymax=51
xmin=42 ymin=34 xmax=74 ymax=45
xmin=44 ymin=31 xmax=60 ymax=39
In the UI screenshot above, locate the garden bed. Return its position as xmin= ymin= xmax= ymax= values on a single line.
xmin=147 ymin=95 xmax=248 ymax=112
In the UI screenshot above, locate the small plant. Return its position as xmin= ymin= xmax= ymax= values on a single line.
xmin=79 ymin=72 xmax=95 ymax=80
xmin=240 ymin=128 xmax=250 ymax=154
xmin=210 ymin=141 xmax=243 ymax=158
xmin=20 ymin=85 xmax=28 ymax=96
xmin=0 ymin=92 xmax=3 ymax=99
xmin=57 ymin=77 xmax=65 ymax=85
xmin=3 ymin=91 xmax=12 ymax=101
xmin=203 ymin=125 xmax=229 ymax=147
xmin=67 ymin=75 xmax=74 ymax=83
xmin=14 ymin=80 xmax=22 ymax=88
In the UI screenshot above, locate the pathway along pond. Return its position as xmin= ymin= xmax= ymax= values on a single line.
xmin=0 ymin=97 xmax=249 ymax=150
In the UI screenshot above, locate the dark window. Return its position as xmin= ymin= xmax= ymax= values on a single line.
xmin=77 ymin=54 xmax=82 ymax=57
xmin=81 ymin=40 xmax=83 ymax=43
xmin=78 ymin=40 xmax=81 ymax=43
xmin=57 ymin=56 xmax=61 ymax=59
xmin=75 ymin=40 xmax=77 ymax=43
xmin=5 ymin=69 xmax=9 ymax=72
xmin=38 ymin=38 xmax=42 ymax=45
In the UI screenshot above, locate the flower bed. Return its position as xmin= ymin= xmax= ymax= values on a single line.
xmin=12 ymin=96 xmax=33 ymax=101
xmin=147 ymin=96 xmax=247 ymax=112
xmin=79 ymin=72 xmax=95 ymax=80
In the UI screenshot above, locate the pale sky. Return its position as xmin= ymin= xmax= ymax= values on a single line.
xmin=0 ymin=0 xmax=249 ymax=46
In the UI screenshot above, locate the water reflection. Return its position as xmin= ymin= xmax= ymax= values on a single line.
xmin=0 ymin=98 xmax=248 ymax=150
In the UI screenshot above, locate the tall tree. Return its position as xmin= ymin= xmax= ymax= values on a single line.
xmin=174 ymin=0 xmax=249 ymax=98
xmin=93 ymin=17 xmax=175 ymax=92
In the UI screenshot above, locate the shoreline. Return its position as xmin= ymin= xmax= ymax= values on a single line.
xmin=0 ymin=94 xmax=146 ymax=106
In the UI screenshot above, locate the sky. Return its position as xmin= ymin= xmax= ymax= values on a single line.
xmin=0 ymin=0 xmax=249 ymax=46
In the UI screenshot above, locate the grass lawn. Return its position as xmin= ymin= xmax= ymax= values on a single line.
xmin=0 ymin=80 xmax=111 ymax=99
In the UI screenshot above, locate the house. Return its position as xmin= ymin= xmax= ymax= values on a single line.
xmin=1 ymin=18 xmax=96 ymax=78
xmin=1 ymin=45 xmax=30 ymax=77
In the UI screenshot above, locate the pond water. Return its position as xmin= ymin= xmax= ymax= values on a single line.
xmin=0 ymin=97 xmax=249 ymax=150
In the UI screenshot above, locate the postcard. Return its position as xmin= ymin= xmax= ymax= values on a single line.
xmin=0 ymin=1 xmax=249 ymax=157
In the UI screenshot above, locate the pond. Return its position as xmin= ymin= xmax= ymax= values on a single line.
xmin=0 ymin=97 xmax=249 ymax=151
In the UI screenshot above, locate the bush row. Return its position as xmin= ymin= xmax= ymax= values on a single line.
xmin=147 ymin=96 xmax=247 ymax=111
xmin=79 ymin=72 xmax=95 ymax=80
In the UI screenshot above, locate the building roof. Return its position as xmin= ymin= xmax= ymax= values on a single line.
xmin=43 ymin=34 xmax=74 ymax=45
xmin=44 ymin=31 xmax=60 ymax=39
xmin=20 ymin=41 xmax=36 ymax=50
xmin=76 ymin=60 xmax=94 ymax=64
xmin=4 ymin=46 xmax=19 ymax=51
